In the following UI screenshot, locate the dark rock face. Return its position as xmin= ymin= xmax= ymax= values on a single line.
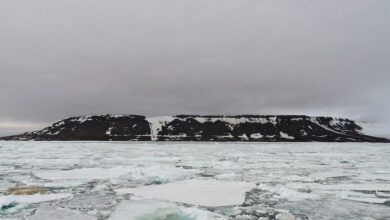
xmin=2 ymin=115 xmax=151 ymax=141
xmin=1 ymin=114 xmax=388 ymax=142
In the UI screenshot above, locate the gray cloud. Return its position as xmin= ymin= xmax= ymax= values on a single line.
xmin=1 ymin=0 xmax=390 ymax=135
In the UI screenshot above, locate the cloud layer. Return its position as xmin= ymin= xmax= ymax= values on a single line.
xmin=1 ymin=0 xmax=389 ymax=135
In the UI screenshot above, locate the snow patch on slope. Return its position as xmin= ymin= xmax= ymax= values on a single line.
xmin=280 ymin=132 xmax=295 ymax=140
xmin=147 ymin=116 xmax=174 ymax=140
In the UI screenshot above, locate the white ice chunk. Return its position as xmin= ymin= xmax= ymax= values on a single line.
xmin=115 ymin=179 xmax=255 ymax=207
xmin=257 ymin=184 xmax=319 ymax=201
xmin=128 ymin=165 xmax=198 ymax=183
xmin=26 ymin=206 xmax=96 ymax=220
xmin=1 ymin=193 xmax=72 ymax=205
xmin=109 ymin=200 xmax=227 ymax=220
xmin=0 ymin=182 xmax=14 ymax=192
xmin=309 ymin=171 xmax=352 ymax=180
xmin=0 ymin=193 xmax=72 ymax=209
xmin=35 ymin=167 xmax=133 ymax=180
xmin=376 ymin=191 xmax=390 ymax=198
xmin=275 ymin=212 xmax=297 ymax=220
xmin=339 ymin=191 xmax=390 ymax=204
xmin=36 ymin=165 xmax=196 ymax=183
xmin=43 ymin=180 xmax=86 ymax=188
xmin=312 ymin=183 xmax=390 ymax=191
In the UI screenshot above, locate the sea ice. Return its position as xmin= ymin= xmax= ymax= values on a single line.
xmin=108 ymin=200 xmax=227 ymax=220
xmin=34 ymin=165 xmax=195 ymax=184
xmin=0 ymin=193 xmax=72 ymax=214
xmin=306 ymin=183 xmax=390 ymax=191
xmin=256 ymin=184 xmax=319 ymax=201
xmin=1 ymin=141 xmax=390 ymax=219
xmin=35 ymin=167 xmax=133 ymax=180
xmin=0 ymin=193 xmax=72 ymax=206
xmin=115 ymin=179 xmax=255 ymax=207
xmin=309 ymin=171 xmax=353 ymax=181
xmin=25 ymin=206 xmax=96 ymax=220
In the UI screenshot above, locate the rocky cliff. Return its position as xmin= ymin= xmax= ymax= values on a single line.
xmin=1 ymin=115 xmax=388 ymax=142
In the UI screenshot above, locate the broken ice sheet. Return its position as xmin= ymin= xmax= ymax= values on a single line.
xmin=1 ymin=141 xmax=390 ymax=219
xmin=285 ymin=182 xmax=390 ymax=192
xmin=34 ymin=165 xmax=197 ymax=184
xmin=256 ymin=184 xmax=320 ymax=202
xmin=0 ymin=193 xmax=72 ymax=214
xmin=25 ymin=206 xmax=96 ymax=220
xmin=115 ymin=179 xmax=255 ymax=207
xmin=35 ymin=167 xmax=135 ymax=180
xmin=276 ymin=199 xmax=390 ymax=219
xmin=108 ymin=200 xmax=227 ymax=220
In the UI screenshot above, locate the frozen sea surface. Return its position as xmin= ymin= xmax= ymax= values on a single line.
xmin=0 ymin=141 xmax=389 ymax=220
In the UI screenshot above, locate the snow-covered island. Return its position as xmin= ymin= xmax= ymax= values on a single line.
xmin=1 ymin=115 xmax=388 ymax=142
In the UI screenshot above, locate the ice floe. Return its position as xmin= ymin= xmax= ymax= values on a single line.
xmin=25 ymin=206 xmax=96 ymax=220
xmin=1 ymin=141 xmax=390 ymax=219
xmin=299 ymin=183 xmax=390 ymax=191
xmin=108 ymin=200 xmax=227 ymax=220
xmin=0 ymin=193 xmax=72 ymax=205
xmin=35 ymin=167 xmax=133 ymax=180
xmin=0 ymin=193 xmax=72 ymax=214
xmin=256 ymin=184 xmax=319 ymax=201
xmin=115 ymin=179 xmax=255 ymax=207
xmin=34 ymin=165 xmax=195 ymax=184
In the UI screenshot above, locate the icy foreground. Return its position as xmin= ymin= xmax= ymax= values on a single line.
xmin=115 ymin=180 xmax=255 ymax=206
xmin=0 ymin=142 xmax=389 ymax=219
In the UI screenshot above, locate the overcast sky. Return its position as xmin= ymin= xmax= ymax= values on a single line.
xmin=1 ymin=0 xmax=389 ymax=136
